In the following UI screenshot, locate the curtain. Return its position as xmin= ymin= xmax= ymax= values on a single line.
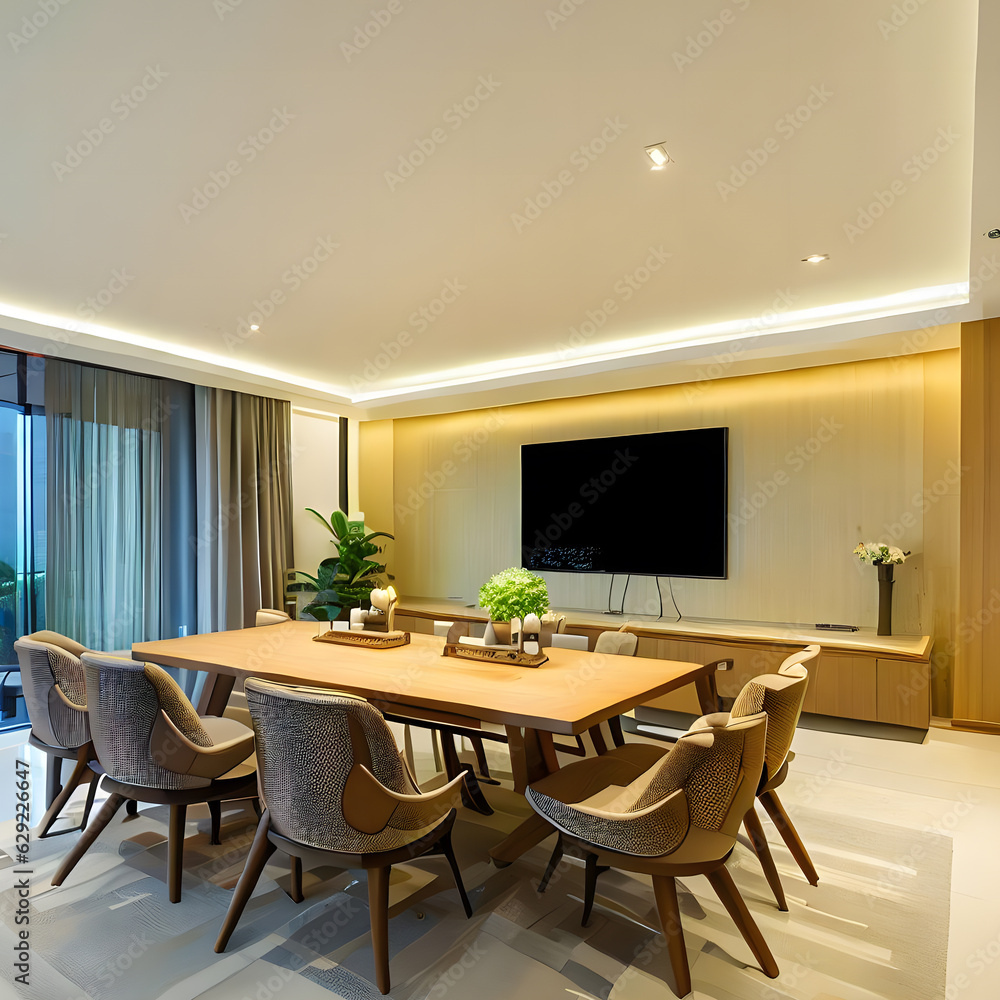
xmin=194 ymin=388 xmax=294 ymax=633
xmin=46 ymin=361 xmax=161 ymax=650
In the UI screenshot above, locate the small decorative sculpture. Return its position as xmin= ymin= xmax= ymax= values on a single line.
xmin=522 ymin=614 xmax=541 ymax=655
xmin=349 ymin=586 xmax=398 ymax=633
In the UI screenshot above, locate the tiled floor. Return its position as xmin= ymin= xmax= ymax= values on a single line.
xmin=1 ymin=721 xmax=999 ymax=999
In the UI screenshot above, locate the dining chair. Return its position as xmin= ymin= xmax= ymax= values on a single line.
xmin=51 ymin=652 xmax=258 ymax=903
xmin=14 ymin=633 xmax=99 ymax=837
xmin=215 ymin=678 xmax=473 ymax=995
xmin=526 ymin=710 xmax=777 ymax=997
xmin=255 ymin=608 xmax=290 ymax=626
xmin=692 ymin=644 xmax=820 ymax=910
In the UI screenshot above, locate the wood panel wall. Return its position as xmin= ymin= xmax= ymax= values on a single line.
xmin=955 ymin=319 xmax=1000 ymax=726
xmin=362 ymin=350 xmax=961 ymax=716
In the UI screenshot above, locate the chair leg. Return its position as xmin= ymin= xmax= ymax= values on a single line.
xmin=168 ymin=804 xmax=188 ymax=903
xmin=36 ymin=750 xmax=94 ymax=838
xmin=51 ymin=791 xmax=126 ymax=887
xmin=743 ymin=807 xmax=788 ymax=911
xmin=581 ymin=853 xmax=609 ymax=927
xmin=251 ymin=797 xmax=262 ymax=819
xmin=438 ymin=827 xmax=472 ymax=917
xmin=45 ymin=755 xmax=64 ymax=809
xmin=80 ymin=770 xmax=100 ymax=829
xmin=126 ymin=799 xmax=139 ymax=816
xmin=759 ymin=790 xmax=818 ymax=886
xmin=368 ymin=865 xmax=391 ymax=995
xmin=706 ymin=866 xmax=779 ymax=979
xmin=290 ymin=855 xmax=303 ymax=903
xmin=215 ymin=811 xmax=276 ymax=952
xmin=209 ymin=800 xmax=222 ymax=846
xmin=538 ymin=837 xmax=563 ymax=893
xmin=651 ymin=875 xmax=692 ymax=999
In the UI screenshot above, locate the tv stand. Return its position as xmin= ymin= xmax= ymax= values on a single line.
xmin=394 ymin=598 xmax=933 ymax=729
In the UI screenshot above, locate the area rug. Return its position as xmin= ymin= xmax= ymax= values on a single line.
xmin=0 ymin=768 xmax=950 ymax=1000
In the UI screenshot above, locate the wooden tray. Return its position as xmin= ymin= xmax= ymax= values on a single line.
xmin=442 ymin=642 xmax=548 ymax=668
xmin=313 ymin=630 xmax=410 ymax=649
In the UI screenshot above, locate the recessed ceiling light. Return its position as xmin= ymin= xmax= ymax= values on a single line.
xmin=250 ymin=324 xmax=260 ymax=331
xmin=802 ymin=254 xmax=829 ymax=264
xmin=644 ymin=143 xmax=671 ymax=169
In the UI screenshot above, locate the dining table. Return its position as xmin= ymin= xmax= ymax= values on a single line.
xmin=132 ymin=621 xmax=726 ymax=864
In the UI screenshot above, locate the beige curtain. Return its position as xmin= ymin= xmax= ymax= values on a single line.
xmin=194 ymin=388 xmax=294 ymax=632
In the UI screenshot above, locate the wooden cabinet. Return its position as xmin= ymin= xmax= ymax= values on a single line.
xmin=395 ymin=600 xmax=933 ymax=730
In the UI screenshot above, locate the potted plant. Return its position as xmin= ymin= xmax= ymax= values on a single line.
xmin=289 ymin=509 xmax=393 ymax=621
xmin=478 ymin=567 xmax=550 ymax=642
xmin=852 ymin=541 xmax=910 ymax=636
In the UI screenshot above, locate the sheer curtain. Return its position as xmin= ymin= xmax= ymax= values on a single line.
xmin=46 ymin=361 xmax=161 ymax=650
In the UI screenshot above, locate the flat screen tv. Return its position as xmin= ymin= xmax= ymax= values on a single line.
xmin=521 ymin=427 xmax=728 ymax=578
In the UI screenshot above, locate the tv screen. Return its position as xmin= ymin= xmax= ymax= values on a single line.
xmin=521 ymin=427 xmax=728 ymax=578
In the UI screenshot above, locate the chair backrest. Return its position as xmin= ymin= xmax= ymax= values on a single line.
xmin=82 ymin=653 xmax=215 ymax=789
xmin=14 ymin=635 xmax=90 ymax=750
xmin=549 ymin=632 xmax=589 ymax=650
xmin=633 ymin=712 xmax=767 ymax=837
xmin=245 ymin=677 xmax=419 ymax=852
xmin=730 ymin=644 xmax=818 ymax=780
xmin=593 ymin=629 xmax=638 ymax=656
xmin=255 ymin=608 xmax=291 ymax=627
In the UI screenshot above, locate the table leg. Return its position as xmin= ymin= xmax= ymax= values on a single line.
xmin=197 ymin=672 xmax=237 ymax=717
xmin=694 ymin=670 xmax=721 ymax=715
xmin=505 ymin=726 xmax=553 ymax=794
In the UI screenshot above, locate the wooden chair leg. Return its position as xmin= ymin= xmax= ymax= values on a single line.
xmin=538 ymin=837 xmax=563 ymax=893
xmin=168 ymin=804 xmax=187 ymax=903
xmin=51 ymin=791 xmax=126 ymax=886
xmin=251 ymin=797 xmax=262 ymax=819
xmin=652 ymin=875 xmax=691 ymax=999
xmin=759 ymin=790 xmax=818 ymax=886
xmin=581 ymin=853 xmax=609 ymax=927
xmin=37 ymin=750 xmax=94 ymax=838
xmin=209 ymin=800 xmax=222 ymax=845
xmin=743 ymin=807 xmax=788 ymax=911
xmin=368 ymin=865 xmax=391 ymax=995
xmin=80 ymin=770 xmax=100 ymax=829
xmin=289 ymin=855 xmax=303 ymax=903
xmin=437 ymin=827 xmax=472 ymax=917
xmin=126 ymin=799 xmax=139 ymax=816
xmin=215 ymin=811 xmax=276 ymax=952
xmin=706 ymin=866 xmax=779 ymax=979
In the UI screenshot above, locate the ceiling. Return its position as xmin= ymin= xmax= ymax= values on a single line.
xmin=0 ymin=0 xmax=995 ymax=418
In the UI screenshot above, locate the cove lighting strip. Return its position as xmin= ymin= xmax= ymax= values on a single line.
xmin=0 ymin=281 xmax=968 ymax=406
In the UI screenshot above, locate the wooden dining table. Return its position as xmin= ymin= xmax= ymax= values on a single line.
xmin=132 ymin=621 xmax=724 ymax=864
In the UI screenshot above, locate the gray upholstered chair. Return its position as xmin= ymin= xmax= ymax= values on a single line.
xmin=693 ymin=643 xmax=820 ymax=910
xmin=527 ymin=711 xmax=777 ymax=997
xmin=14 ymin=633 xmax=99 ymax=837
xmin=215 ymin=678 xmax=473 ymax=995
xmin=51 ymin=653 xmax=257 ymax=903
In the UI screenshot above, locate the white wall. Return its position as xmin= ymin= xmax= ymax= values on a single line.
xmin=290 ymin=409 xmax=342 ymax=576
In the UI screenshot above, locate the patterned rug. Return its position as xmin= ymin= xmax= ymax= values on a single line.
xmin=0 ymin=765 xmax=951 ymax=1000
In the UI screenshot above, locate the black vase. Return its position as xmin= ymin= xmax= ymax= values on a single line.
xmin=876 ymin=562 xmax=894 ymax=636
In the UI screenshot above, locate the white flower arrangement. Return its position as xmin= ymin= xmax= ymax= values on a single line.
xmin=853 ymin=541 xmax=909 ymax=565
